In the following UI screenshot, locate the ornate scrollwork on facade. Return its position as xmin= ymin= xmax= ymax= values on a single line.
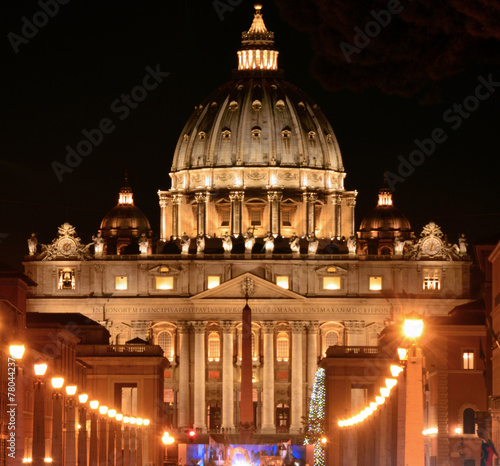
xmin=191 ymin=321 xmax=208 ymax=333
xmin=241 ymin=277 xmax=255 ymax=297
xmin=41 ymin=223 xmax=93 ymax=261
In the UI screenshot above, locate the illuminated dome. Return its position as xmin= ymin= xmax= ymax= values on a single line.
xmin=170 ymin=5 xmax=344 ymax=192
xmin=159 ymin=5 xmax=357 ymax=244
xmin=359 ymin=186 xmax=412 ymax=236
xmin=358 ymin=186 xmax=413 ymax=255
xmin=99 ymin=182 xmax=152 ymax=254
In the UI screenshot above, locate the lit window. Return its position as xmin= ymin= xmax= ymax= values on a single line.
xmin=156 ymin=276 xmax=174 ymax=290
xmin=463 ymin=351 xmax=474 ymax=370
xmin=276 ymin=332 xmax=289 ymax=361
xmin=282 ymin=210 xmax=292 ymax=227
xmin=250 ymin=209 xmax=262 ymax=226
xmin=221 ymin=209 xmax=230 ymax=226
xmin=423 ymin=271 xmax=440 ymax=290
xmin=369 ymin=276 xmax=382 ymax=291
xmin=276 ymin=276 xmax=289 ymax=289
xmin=323 ymin=276 xmax=341 ymax=290
xmin=58 ymin=268 xmax=75 ymax=290
xmin=325 ymin=331 xmax=339 ymax=349
xmin=252 ymin=332 xmax=257 ymax=361
xmin=207 ymin=276 xmax=220 ymax=289
xmin=158 ymin=331 xmax=173 ymax=360
xmin=208 ymin=333 xmax=220 ymax=361
xmin=115 ymin=276 xmax=128 ymax=290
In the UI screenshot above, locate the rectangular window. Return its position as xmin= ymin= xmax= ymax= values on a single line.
xmin=115 ymin=276 xmax=128 ymax=290
xmin=250 ymin=209 xmax=262 ymax=226
xmin=423 ymin=270 xmax=441 ymax=290
xmin=276 ymin=276 xmax=289 ymax=289
xmin=156 ymin=276 xmax=174 ymax=290
xmin=58 ymin=268 xmax=75 ymax=290
xmin=463 ymin=350 xmax=474 ymax=370
xmin=207 ymin=276 xmax=220 ymax=289
xmin=323 ymin=276 xmax=341 ymax=290
xmin=282 ymin=210 xmax=292 ymax=227
xmin=276 ymin=335 xmax=289 ymax=361
xmin=369 ymin=276 xmax=382 ymax=291
xmin=221 ymin=209 xmax=230 ymax=227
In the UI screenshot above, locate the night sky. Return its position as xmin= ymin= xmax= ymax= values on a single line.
xmin=1 ymin=0 xmax=500 ymax=270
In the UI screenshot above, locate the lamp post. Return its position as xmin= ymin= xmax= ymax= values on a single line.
xmin=89 ymin=400 xmax=99 ymax=466
xmin=78 ymin=394 xmax=89 ymax=466
xmin=9 ymin=345 xmax=25 ymax=466
xmin=161 ymin=431 xmax=175 ymax=464
xmin=98 ymin=405 xmax=108 ymax=466
xmin=65 ymin=385 xmax=78 ymax=466
xmin=108 ymin=409 xmax=117 ymax=466
xmin=50 ymin=377 xmax=65 ymax=466
xmin=123 ymin=417 xmax=130 ymax=466
xmin=33 ymin=363 xmax=48 ymax=466
xmin=130 ymin=417 xmax=137 ymax=466
xmin=115 ymin=414 xmax=124 ymax=466
xmin=401 ymin=316 xmax=425 ymax=466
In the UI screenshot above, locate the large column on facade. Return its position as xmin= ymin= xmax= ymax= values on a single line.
xmin=290 ymin=321 xmax=305 ymax=433
xmin=177 ymin=322 xmax=190 ymax=428
xmin=221 ymin=321 xmax=236 ymax=431
xmin=260 ymin=321 xmax=276 ymax=433
xmin=267 ymin=190 xmax=283 ymax=237
xmin=307 ymin=322 xmax=320 ymax=395
xmin=192 ymin=321 xmax=207 ymax=432
xmin=304 ymin=191 xmax=318 ymax=236
xmin=172 ymin=194 xmax=182 ymax=239
xmin=229 ymin=191 xmax=244 ymax=237
xmin=346 ymin=194 xmax=357 ymax=237
xmin=158 ymin=191 xmax=171 ymax=242
xmin=195 ymin=192 xmax=210 ymax=237
xmin=332 ymin=194 xmax=342 ymax=240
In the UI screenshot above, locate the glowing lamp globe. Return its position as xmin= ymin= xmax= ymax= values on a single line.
xmin=78 ymin=394 xmax=88 ymax=404
xmin=99 ymin=406 xmax=108 ymax=415
xmin=9 ymin=345 xmax=25 ymax=360
xmin=65 ymin=385 xmax=77 ymax=396
xmin=51 ymin=377 xmax=64 ymax=389
xmin=108 ymin=409 xmax=117 ymax=418
xmin=116 ymin=414 xmax=123 ymax=421
xmin=403 ymin=318 xmax=423 ymax=338
xmin=89 ymin=400 xmax=99 ymax=410
xmin=34 ymin=363 xmax=48 ymax=376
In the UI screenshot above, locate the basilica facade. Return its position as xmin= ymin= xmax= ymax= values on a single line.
xmin=23 ymin=5 xmax=472 ymax=442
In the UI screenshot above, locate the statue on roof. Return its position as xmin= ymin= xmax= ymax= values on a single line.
xmin=28 ymin=233 xmax=38 ymax=255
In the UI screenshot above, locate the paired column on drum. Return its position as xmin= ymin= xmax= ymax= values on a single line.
xmin=304 ymin=191 xmax=318 ymax=236
xmin=158 ymin=192 xmax=170 ymax=242
xmin=229 ymin=191 xmax=244 ymax=237
xmin=267 ymin=190 xmax=283 ymax=237
xmin=346 ymin=194 xmax=357 ymax=237
xmin=195 ymin=192 xmax=210 ymax=236
xmin=192 ymin=321 xmax=208 ymax=432
xmin=260 ymin=321 xmax=276 ymax=433
xmin=290 ymin=321 xmax=307 ymax=433
xmin=221 ymin=321 xmax=236 ymax=431
xmin=331 ymin=194 xmax=342 ymax=240
xmin=171 ymin=194 xmax=183 ymax=239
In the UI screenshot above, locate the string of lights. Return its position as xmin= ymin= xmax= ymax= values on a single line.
xmin=337 ymin=364 xmax=403 ymax=428
xmin=304 ymin=368 xmax=327 ymax=466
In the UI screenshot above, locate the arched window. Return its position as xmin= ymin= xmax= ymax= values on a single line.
xmin=116 ymin=333 xmax=125 ymax=345
xmin=276 ymin=332 xmax=289 ymax=361
xmin=325 ymin=331 xmax=339 ymax=349
xmin=208 ymin=332 xmax=220 ymax=361
xmin=158 ymin=331 xmax=173 ymax=360
xmin=463 ymin=408 xmax=475 ymax=434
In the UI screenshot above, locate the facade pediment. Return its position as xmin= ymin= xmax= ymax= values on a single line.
xmin=190 ymin=272 xmax=306 ymax=301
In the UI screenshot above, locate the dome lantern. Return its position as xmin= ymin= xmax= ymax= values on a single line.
xmin=237 ymin=4 xmax=279 ymax=72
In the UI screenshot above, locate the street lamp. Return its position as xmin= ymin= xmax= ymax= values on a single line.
xmin=89 ymin=401 xmax=99 ymax=466
xmin=162 ymin=432 xmax=176 ymax=464
xmin=401 ymin=315 xmax=425 ymax=466
xmin=123 ymin=417 xmax=131 ymax=466
xmin=116 ymin=414 xmax=124 ymax=466
xmin=33 ymin=363 xmax=47 ymax=466
xmin=65 ymin=385 xmax=78 ymax=466
xmin=108 ymin=409 xmax=117 ymax=466
xmin=50 ymin=377 xmax=65 ymax=466
xmin=9 ymin=344 xmax=26 ymax=466
xmin=77 ymin=394 xmax=88 ymax=466
xmin=9 ymin=345 xmax=26 ymax=360
xmin=98 ymin=406 xmax=108 ymax=466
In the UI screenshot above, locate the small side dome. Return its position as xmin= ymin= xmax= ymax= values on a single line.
xmin=359 ymin=186 xmax=412 ymax=236
xmin=99 ymin=181 xmax=152 ymax=255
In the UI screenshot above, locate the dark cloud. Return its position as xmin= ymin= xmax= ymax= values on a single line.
xmin=274 ymin=0 xmax=500 ymax=99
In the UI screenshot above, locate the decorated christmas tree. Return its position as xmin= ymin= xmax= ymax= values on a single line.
xmin=304 ymin=368 xmax=326 ymax=466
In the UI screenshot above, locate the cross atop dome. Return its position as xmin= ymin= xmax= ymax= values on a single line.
xmin=238 ymin=4 xmax=279 ymax=72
